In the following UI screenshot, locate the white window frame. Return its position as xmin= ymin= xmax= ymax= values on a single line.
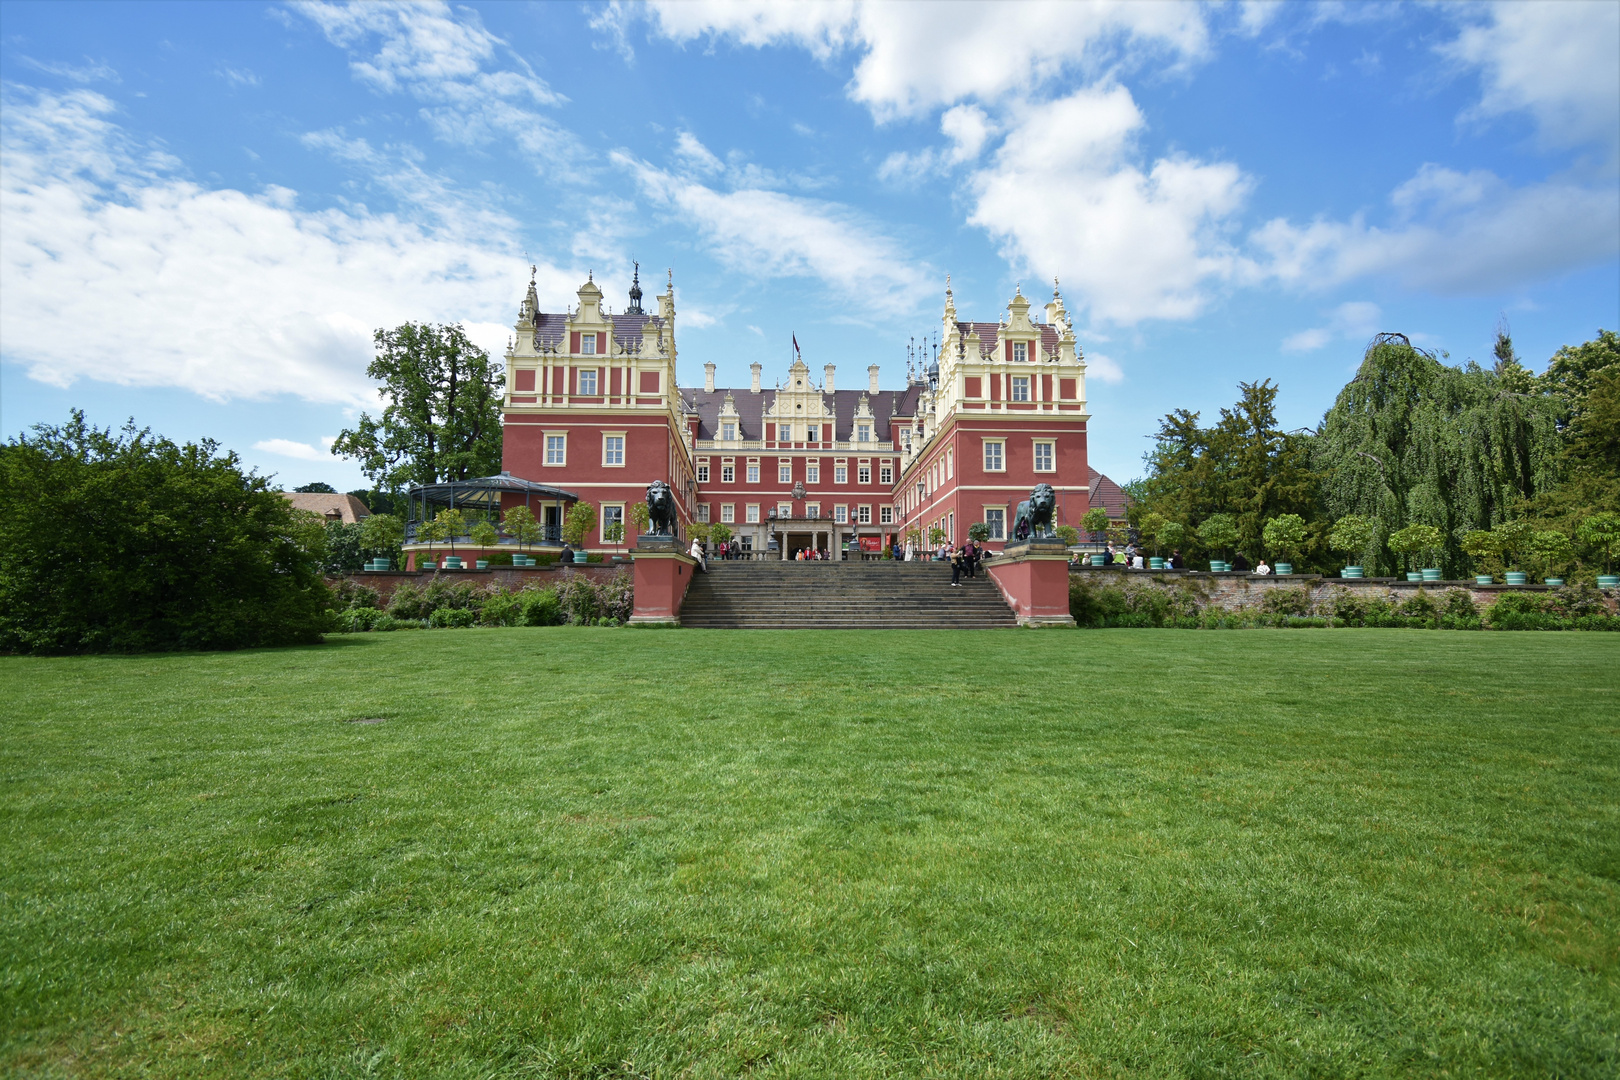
xmin=721 ymin=422 xmax=737 ymax=441
xmin=696 ymin=462 xmax=710 ymax=483
xmin=580 ymin=335 xmax=597 ymax=356
xmin=858 ymin=505 xmax=872 ymax=524
xmin=544 ymin=431 xmax=567 ymax=466
xmin=579 ymin=368 xmax=599 ymax=395
xmin=946 ymin=448 xmax=954 ymax=479
xmin=880 ymin=506 xmax=894 ymax=524
xmin=984 ymin=507 xmax=1005 ymax=540
xmin=778 ymin=503 xmax=792 ymax=519
xmin=807 ymin=425 xmax=820 ymax=443
xmin=746 ymin=504 xmax=760 ymax=523
xmin=858 ymin=464 xmax=871 ymax=485
xmin=1010 ymin=375 xmax=1030 ymax=402
xmin=807 ymin=462 xmax=820 ymax=483
xmin=880 ymin=462 xmax=893 ymax=485
xmin=835 ymin=463 xmax=848 ymax=484
xmin=983 ymin=440 xmax=1004 ymax=472
xmin=697 ymin=503 xmax=711 ymax=523
xmin=779 ymin=424 xmax=792 ymax=442
xmin=600 ymin=503 xmax=624 ymax=543
xmin=720 ymin=504 xmax=736 ymax=523
xmin=834 ymin=505 xmax=849 ymax=523
xmin=747 ymin=462 xmax=760 ymax=484
xmin=1033 ymin=439 xmax=1055 ymax=472
xmin=721 ymin=463 xmax=735 ymax=483
xmin=602 ymin=432 xmax=625 ymax=467
xmin=1013 ymin=342 xmax=1027 ymax=363
xmin=857 ymin=424 xmax=872 ymax=443
xmin=778 ymin=462 xmax=792 ymax=483
xmin=807 ymin=504 xmax=820 ymax=519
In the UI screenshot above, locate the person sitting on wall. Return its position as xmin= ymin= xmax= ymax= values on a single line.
xmin=1254 ymin=558 xmax=1271 ymax=575
xmin=1167 ymin=549 xmax=1182 ymax=569
xmin=560 ymin=542 xmax=574 ymax=564
xmin=1230 ymin=552 xmax=1251 ymax=572
xmin=690 ymin=536 xmax=707 ymax=571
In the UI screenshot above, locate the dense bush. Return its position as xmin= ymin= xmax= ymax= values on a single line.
xmin=1069 ymin=575 xmax=1615 ymax=631
xmin=0 ymin=412 xmax=332 ymax=653
xmin=335 ymin=572 xmax=633 ymax=632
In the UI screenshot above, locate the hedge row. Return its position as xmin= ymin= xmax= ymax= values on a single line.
xmin=1069 ymin=576 xmax=1618 ymax=631
xmin=331 ymin=573 xmax=633 ymax=631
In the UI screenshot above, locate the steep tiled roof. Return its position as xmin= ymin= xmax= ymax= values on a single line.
xmin=528 ymin=312 xmax=666 ymax=354
xmin=680 ymin=385 xmax=923 ymax=443
xmin=1086 ymin=468 xmax=1131 ymax=520
xmin=283 ymin=492 xmax=372 ymax=524
xmin=951 ymin=321 xmax=1063 ymax=359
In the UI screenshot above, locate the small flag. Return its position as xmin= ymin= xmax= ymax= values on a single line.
xmin=792 ymin=333 xmax=800 ymax=358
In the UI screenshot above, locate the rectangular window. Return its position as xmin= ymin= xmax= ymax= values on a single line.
xmin=807 ymin=425 xmax=819 ymax=443
xmin=985 ymin=508 xmax=1005 ymax=540
xmin=722 ymin=422 xmax=737 ymax=440
xmin=581 ymin=335 xmax=597 ymax=356
xmin=835 ymin=465 xmax=848 ymax=484
xmin=722 ymin=464 xmax=735 ymax=483
xmin=747 ymin=463 xmax=760 ymax=484
xmin=858 ymin=505 xmax=872 ymax=524
xmin=545 ymin=434 xmax=566 ymax=466
xmin=858 ymin=465 xmax=871 ymax=484
xmin=807 ymin=504 xmax=820 ymax=519
xmin=740 ymin=534 xmax=753 ymax=551
xmin=697 ymin=504 xmax=710 ymax=523
xmin=880 ymin=463 xmax=893 ymax=485
xmin=746 ymin=504 xmax=760 ymax=523
xmin=778 ymin=503 xmax=792 ymax=519
xmin=834 ymin=505 xmax=848 ymax=523
xmin=603 ymin=434 xmax=624 ymax=466
xmin=1010 ymin=375 xmax=1030 ymax=401
xmin=601 ymin=504 xmax=623 ymax=542
xmin=984 ymin=440 xmax=1004 ymax=471
xmin=857 ymin=424 xmax=871 ymax=442
xmin=1013 ymin=342 xmax=1027 ymax=363
xmin=720 ymin=504 xmax=736 ymax=523
xmin=779 ymin=463 xmax=792 ymax=483
xmin=880 ymin=506 xmax=894 ymax=524
xmin=779 ymin=424 xmax=792 ymax=442
xmin=807 ymin=463 xmax=820 ymax=483
xmin=697 ymin=464 xmax=710 ymax=483
xmin=1033 ymin=440 xmax=1054 ymax=471
xmin=579 ymin=369 xmax=599 ymax=395
xmin=946 ymin=448 xmax=953 ymax=479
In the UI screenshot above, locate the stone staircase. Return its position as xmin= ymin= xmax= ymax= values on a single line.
xmin=678 ymin=560 xmax=1018 ymax=629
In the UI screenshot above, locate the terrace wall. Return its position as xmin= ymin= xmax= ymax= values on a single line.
xmin=336 ymin=564 xmax=629 ymax=604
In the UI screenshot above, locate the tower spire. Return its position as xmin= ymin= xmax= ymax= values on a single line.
xmin=627 ymin=260 xmax=644 ymax=315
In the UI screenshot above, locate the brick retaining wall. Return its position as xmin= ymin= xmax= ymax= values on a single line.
xmin=1070 ymin=566 xmax=1618 ymax=613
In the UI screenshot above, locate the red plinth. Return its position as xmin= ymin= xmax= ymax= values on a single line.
xmin=986 ymin=542 xmax=1076 ymax=627
xmin=629 ymin=548 xmax=698 ymax=625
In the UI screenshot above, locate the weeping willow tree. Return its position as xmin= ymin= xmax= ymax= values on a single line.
xmin=1313 ymin=334 xmax=1562 ymax=576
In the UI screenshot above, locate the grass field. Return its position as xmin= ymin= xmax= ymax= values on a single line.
xmin=2 ymin=629 xmax=1617 ymax=1078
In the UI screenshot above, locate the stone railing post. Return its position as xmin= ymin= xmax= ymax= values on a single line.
xmin=628 ymin=535 xmax=697 ymax=626
xmin=986 ymin=537 xmax=1076 ymax=627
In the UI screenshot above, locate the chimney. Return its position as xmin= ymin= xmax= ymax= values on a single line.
xmin=704 ymin=362 xmax=716 ymax=393
xmin=750 ymin=362 xmax=762 ymax=393
xmin=868 ymin=365 xmax=881 ymax=394
xmin=823 ymin=364 xmax=836 ymax=393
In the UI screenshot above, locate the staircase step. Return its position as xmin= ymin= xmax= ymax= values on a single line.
xmin=677 ymin=561 xmax=1018 ymax=629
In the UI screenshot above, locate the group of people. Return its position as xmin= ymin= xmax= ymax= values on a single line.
xmin=1065 ymin=543 xmax=1275 ymax=574
xmin=947 ymin=541 xmax=986 ymax=586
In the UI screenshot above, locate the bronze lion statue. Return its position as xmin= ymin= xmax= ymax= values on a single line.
xmin=646 ymin=480 xmax=679 ymax=537
xmin=1012 ymin=483 xmax=1058 ymax=541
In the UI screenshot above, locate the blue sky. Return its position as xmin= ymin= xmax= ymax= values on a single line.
xmin=3 ymin=0 xmax=1616 ymax=490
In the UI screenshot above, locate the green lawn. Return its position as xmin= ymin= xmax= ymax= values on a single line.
xmin=2 ymin=630 xmax=1617 ymax=1079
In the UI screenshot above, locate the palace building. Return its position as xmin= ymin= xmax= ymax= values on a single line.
xmin=495 ymin=268 xmax=1093 ymax=557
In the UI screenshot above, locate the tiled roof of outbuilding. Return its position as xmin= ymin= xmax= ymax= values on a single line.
xmin=1086 ymin=468 xmax=1132 ymax=520
xmin=283 ymin=492 xmax=372 ymax=524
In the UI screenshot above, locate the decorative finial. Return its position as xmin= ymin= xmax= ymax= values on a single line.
xmin=667 ymin=267 xmax=673 ymax=289
xmin=588 ymin=268 xmax=593 ymax=282
xmin=1053 ymin=276 xmax=1060 ymax=296
xmin=945 ymin=274 xmax=952 ymax=293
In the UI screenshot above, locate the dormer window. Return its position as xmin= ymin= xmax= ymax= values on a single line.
xmin=578 ymin=369 xmax=597 ymax=395
xmin=581 ymin=335 xmax=597 ymax=356
xmin=779 ymin=424 xmax=791 ymax=442
xmin=807 ymin=425 xmax=819 ymax=442
xmin=722 ymin=422 xmax=737 ymax=441
xmin=857 ymin=424 xmax=872 ymax=443
xmin=1013 ymin=342 xmax=1027 ymax=363
xmin=1010 ymin=376 xmax=1030 ymax=402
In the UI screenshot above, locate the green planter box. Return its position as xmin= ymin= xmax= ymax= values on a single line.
xmin=1275 ymin=562 xmax=1293 ymax=575
xmin=1543 ymin=577 xmax=1564 ymax=587
xmin=1341 ymin=566 xmax=1364 ymax=578
xmin=1505 ymin=571 xmax=1528 ymax=585
xmin=1090 ymin=554 xmax=1105 ymax=567
xmin=1475 ymin=574 xmax=1494 ymax=585
xmin=1406 ymin=572 xmax=1423 ymax=582
xmin=1210 ymin=560 xmax=1227 ymax=572
xmin=573 ymin=552 xmax=588 ymax=564
xmin=1598 ymin=575 xmax=1619 ymax=588
xmin=1421 ymin=568 xmax=1441 ymax=582
xmin=1149 ymin=557 xmax=1165 ymax=570
xmin=476 ymin=559 xmax=489 ymax=570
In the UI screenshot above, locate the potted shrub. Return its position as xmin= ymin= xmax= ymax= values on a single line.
xmin=415 ymin=511 xmax=448 ymax=569
xmin=967 ymin=521 xmax=991 ymax=544
xmin=503 ymin=505 xmax=541 ymax=566
xmin=561 ymin=501 xmax=596 ymax=562
xmin=1137 ymin=512 xmax=1165 ymax=569
xmin=1492 ymin=519 xmax=1534 ymax=585
xmin=1388 ymin=523 xmax=1444 ymax=582
xmin=1261 ymin=514 xmax=1306 ymax=575
xmin=1198 ymin=514 xmax=1238 ymax=572
xmin=603 ymin=517 xmax=626 ymax=560
xmin=1528 ymin=528 xmax=1573 ymax=586
xmin=1156 ymin=521 xmax=1186 ymax=567
xmin=469 ymin=519 xmax=498 ymax=570
xmin=1328 ymin=514 xmax=1377 ymax=578
xmin=1081 ymin=506 xmax=1110 ymax=543
xmin=1576 ymin=512 xmax=1620 ymax=587
xmin=1461 ymin=529 xmax=1500 ymax=585
xmin=359 ymin=512 xmax=405 ymax=572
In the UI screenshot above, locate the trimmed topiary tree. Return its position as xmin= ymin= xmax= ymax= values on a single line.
xmin=1081 ymin=506 xmax=1110 ymax=539
xmin=1197 ymin=514 xmax=1239 ymax=564
xmin=1576 ymin=512 xmax=1620 ymax=576
xmin=1262 ymin=514 xmax=1307 ymax=566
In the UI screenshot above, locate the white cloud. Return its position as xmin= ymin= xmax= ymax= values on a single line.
xmin=291 ymin=0 xmax=581 ymax=169
xmin=877 ymin=104 xmax=996 ymax=184
xmin=1441 ymin=1 xmax=1620 ymax=167
xmin=1252 ymin=164 xmax=1619 ymax=294
xmin=967 ymin=85 xmax=1253 ymax=325
xmin=630 ymin=0 xmax=1209 ymax=119
xmin=254 ymin=436 xmax=336 ymax=461
xmin=615 ymin=147 xmax=929 ymax=313
xmin=672 ymin=130 xmax=724 ymax=175
xmin=1281 ymin=300 xmax=1381 ymax=352
xmin=0 ymin=86 xmax=570 ymax=404
xmin=1085 ymin=351 xmax=1125 ymax=384
xmin=217 ymin=66 xmax=260 ymax=89
xmin=20 ymin=56 xmax=121 ymax=83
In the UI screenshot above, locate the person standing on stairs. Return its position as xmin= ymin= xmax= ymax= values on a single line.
xmin=689 ymin=535 xmax=707 ymax=572
xmin=950 ymin=545 xmax=964 ymax=587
